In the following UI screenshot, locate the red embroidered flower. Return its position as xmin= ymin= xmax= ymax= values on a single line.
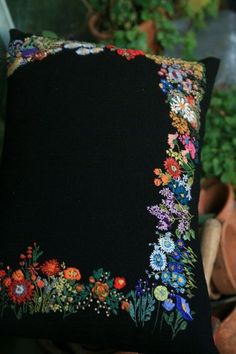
xmin=3 ymin=277 xmax=11 ymax=287
xmin=41 ymin=259 xmax=60 ymax=276
xmin=36 ymin=279 xmax=45 ymax=288
xmin=164 ymin=157 xmax=181 ymax=179
xmin=0 ymin=270 xmax=6 ymax=278
xmin=63 ymin=267 xmax=81 ymax=281
xmin=114 ymin=277 xmax=126 ymax=290
xmin=8 ymin=279 xmax=34 ymax=304
xmin=107 ymin=45 xmax=145 ymax=61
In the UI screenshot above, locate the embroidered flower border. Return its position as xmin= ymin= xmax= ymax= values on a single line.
xmin=2 ymin=36 xmax=206 ymax=340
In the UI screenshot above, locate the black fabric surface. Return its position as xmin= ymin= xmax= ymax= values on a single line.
xmin=0 ymin=30 xmax=219 ymax=353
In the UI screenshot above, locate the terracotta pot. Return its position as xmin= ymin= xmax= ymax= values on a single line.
xmin=198 ymin=179 xmax=235 ymax=222
xmin=214 ymin=306 xmax=236 ymax=354
xmin=88 ymin=14 xmax=160 ymax=53
xmin=200 ymin=218 xmax=222 ymax=299
xmin=212 ymin=214 xmax=236 ymax=295
xmin=88 ymin=13 xmax=113 ymax=41
xmin=138 ymin=19 xmax=160 ymax=53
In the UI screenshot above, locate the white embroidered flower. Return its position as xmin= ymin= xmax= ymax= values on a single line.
xmin=76 ymin=47 xmax=104 ymax=55
xmin=170 ymin=95 xmax=190 ymax=116
xmin=150 ymin=248 xmax=167 ymax=271
xmin=64 ymin=41 xmax=95 ymax=49
xmin=158 ymin=234 xmax=175 ymax=254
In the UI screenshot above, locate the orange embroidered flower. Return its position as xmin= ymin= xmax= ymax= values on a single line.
xmin=0 ymin=270 xmax=6 ymax=278
xmin=41 ymin=259 xmax=60 ymax=276
xmin=164 ymin=157 xmax=181 ymax=179
xmin=114 ymin=277 xmax=126 ymax=290
xmin=154 ymin=178 xmax=161 ymax=186
xmin=63 ymin=267 xmax=81 ymax=281
xmin=161 ymin=174 xmax=171 ymax=185
xmin=76 ymin=284 xmax=84 ymax=292
xmin=121 ymin=300 xmax=130 ymax=311
xmin=8 ymin=279 xmax=34 ymax=304
xmin=153 ymin=168 xmax=161 ymax=175
xmin=92 ymin=281 xmax=110 ymax=302
xmin=3 ymin=277 xmax=11 ymax=287
xmin=12 ymin=269 xmax=25 ymax=281
xmin=171 ymin=115 xmax=190 ymax=135
xmin=36 ymin=279 xmax=45 ymax=288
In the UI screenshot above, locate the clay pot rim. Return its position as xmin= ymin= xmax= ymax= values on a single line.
xmin=220 ymin=221 xmax=236 ymax=291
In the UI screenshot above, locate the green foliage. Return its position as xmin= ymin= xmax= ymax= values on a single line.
xmin=201 ymin=88 xmax=236 ymax=186
xmin=163 ymin=308 xmax=188 ymax=340
xmin=83 ymin=0 xmax=220 ymax=56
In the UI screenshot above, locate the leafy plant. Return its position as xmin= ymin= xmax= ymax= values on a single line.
xmin=201 ymin=87 xmax=236 ymax=186
xmin=82 ymin=0 xmax=220 ymax=57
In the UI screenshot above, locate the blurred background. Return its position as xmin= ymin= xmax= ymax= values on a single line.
xmin=0 ymin=1 xmax=236 ymax=353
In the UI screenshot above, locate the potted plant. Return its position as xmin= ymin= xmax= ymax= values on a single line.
xmin=81 ymin=0 xmax=220 ymax=56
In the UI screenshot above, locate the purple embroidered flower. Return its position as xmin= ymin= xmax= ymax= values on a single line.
xmin=21 ymin=47 xmax=39 ymax=58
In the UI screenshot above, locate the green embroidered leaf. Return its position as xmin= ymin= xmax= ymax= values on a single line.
xmin=179 ymin=320 xmax=187 ymax=331
xmin=129 ymin=302 xmax=136 ymax=322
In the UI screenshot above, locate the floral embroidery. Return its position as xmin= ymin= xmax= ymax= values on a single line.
xmin=4 ymin=37 xmax=206 ymax=340
xmin=0 ymin=243 xmax=130 ymax=318
xmin=7 ymin=36 xmax=104 ymax=76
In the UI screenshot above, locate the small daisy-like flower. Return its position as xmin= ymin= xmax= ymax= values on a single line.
xmin=158 ymin=234 xmax=175 ymax=254
xmin=150 ymin=248 xmax=167 ymax=272
xmin=170 ymin=95 xmax=198 ymax=126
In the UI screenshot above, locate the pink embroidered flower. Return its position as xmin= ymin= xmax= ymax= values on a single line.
xmin=168 ymin=133 xmax=178 ymax=149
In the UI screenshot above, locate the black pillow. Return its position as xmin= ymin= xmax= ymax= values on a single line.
xmin=0 ymin=29 xmax=219 ymax=354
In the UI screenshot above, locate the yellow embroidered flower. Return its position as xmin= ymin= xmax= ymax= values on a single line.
xmin=171 ymin=115 xmax=190 ymax=135
xmin=154 ymin=285 xmax=169 ymax=301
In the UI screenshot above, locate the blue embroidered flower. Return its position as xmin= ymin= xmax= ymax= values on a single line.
xmin=168 ymin=262 xmax=184 ymax=273
xmin=162 ymin=298 xmax=175 ymax=311
xmin=159 ymin=79 xmax=174 ymax=93
xmin=150 ymin=248 xmax=167 ymax=271
xmin=161 ymin=270 xmax=171 ymax=284
xmin=176 ymin=239 xmax=185 ymax=248
xmin=176 ymin=273 xmax=187 ymax=287
xmin=169 ymin=181 xmax=190 ymax=205
xmin=158 ymin=234 xmax=175 ymax=254
xmin=171 ymin=249 xmax=181 ymax=260
xmin=175 ymin=295 xmax=193 ymax=321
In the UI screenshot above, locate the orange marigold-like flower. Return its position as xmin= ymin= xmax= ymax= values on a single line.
xmin=41 ymin=259 xmax=60 ymax=276
xmin=92 ymin=281 xmax=110 ymax=302
xmin=8 ymin=279 xmax=34 ymax=304
xmin=114 ymin=277 xmax=126 ymax=290
xmin=164 ymin=157 xmax=181 ymax=179
xmin=3 ymin=277 xmax=11 ymax=287
xmin=12 ymin=269 xmax=25 ymax=281
xmin=121 ymin=300 xmax=130 ymax=312
xmin=63 ymin=267 xmax=81 ymax=281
